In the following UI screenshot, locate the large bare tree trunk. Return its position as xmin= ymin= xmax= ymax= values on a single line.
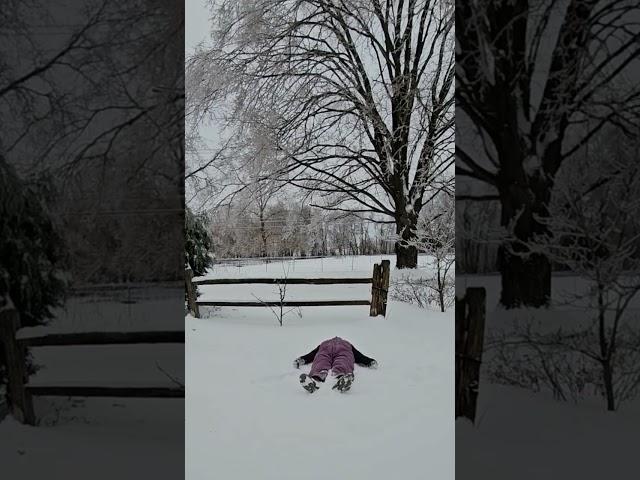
xmin=456 ymin=0 xmax=640 ymax=308
xmin=498 ymin=166 xmax=553 ymax=308
xmin=499 ymin=245 xmax=551 ymax=308
xmin=395 ymin=241 xmax=418 ymax=269
xmin=395 ymin=209 xmax=419 ymax=269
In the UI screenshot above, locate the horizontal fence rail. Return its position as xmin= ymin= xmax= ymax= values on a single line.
xmin=0 ymin=308 xmax=184 ymax=426
xmin=197 ymin=300 xmax=371 ymax=307
xmin=212 ymin=255 xmax=328 ymax=263
xmin=19 ymin=331 xmax=185 ymax=347
xmin=186 ymin=260 xmax=391 ymax=318
xmin=25 ymin=385 xmax=184 ymax=398
xmin=193 ymin=277 xmax=373 ymax=285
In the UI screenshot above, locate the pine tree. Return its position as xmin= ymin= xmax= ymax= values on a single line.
xmin=185 ymin=207 xmax=213 ymax=277
xmin=1 ymin=157 xmax=67 ymax=392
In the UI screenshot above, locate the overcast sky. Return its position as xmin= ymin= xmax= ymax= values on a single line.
xmin=185 ymin=0 xmax=221 ymax=159
xmin=185 ymin=1 xmax=210 ymax=52
xmin=185 ymin=1 xmax=227 ymax=209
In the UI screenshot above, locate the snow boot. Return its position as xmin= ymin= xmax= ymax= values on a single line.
xmin=332 ymin=373 xmax=354 ymax=393
xmin=299 ymin=373 xmax=320 ymax=393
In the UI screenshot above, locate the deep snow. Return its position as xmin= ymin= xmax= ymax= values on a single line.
xmin=456 ymin=273 xmax=640 ymax=480
xmin=457 ymin=383 xmax=640 ymax=479
xmin=0 ymin=285 xmax=184 ymax=479
xmin=0 ymin=255 xmax=451 ymax=479
xmin=186 ymin=255 xmax=454 ymax=480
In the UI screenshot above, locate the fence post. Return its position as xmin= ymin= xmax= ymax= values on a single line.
xmin=369 ymin=263 xmax=381 ymax=316
xmin=455 ymin=287 xmax=486 ymax=423
xmin=370 ymin=260 xmax=391 ymax=317
xmin=455 ymin=295 xmax=466 ymax=419
xmin=185 ymin=266 xmax=200 ymax=318
xmin=0 ymin=308 xmax=35 ymax=425
xmin=379 ymin=260 xmax=390 ymax=316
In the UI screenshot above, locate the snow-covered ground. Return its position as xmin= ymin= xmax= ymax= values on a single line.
xmin=18 ymin=284 xmax=184 ymax=336
xmin=457 ymin=384 xmax=640 ymax=479
xmin=0 ymin=255 xmax=449 ymax=479
xmin=196 ymin=254 xmax=430 ymax=279
xmin=0 ymin=399 xmax=184 ymax=479
xmin=187 ymin=255 xmax=453 ymax=480
xmin=0 ymin=285 xmax=184 ymax=478
xmin=456 ymin=273 xmax=640 ymax=479
xmin=194 ymin=255 xmax=428 ymax=304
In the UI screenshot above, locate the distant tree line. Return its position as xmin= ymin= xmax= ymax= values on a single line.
xmin=207 ymin=203 xmax=396 ymax=259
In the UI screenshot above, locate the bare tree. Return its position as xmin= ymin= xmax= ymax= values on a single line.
xmin=187 ymin=0 xmax=454 ymax=268
xmin=1 ymin=0 xmax=184 ymax=284
xmin=208 ymin=199 xmax=395 ymax=259
xmin=2 ymin=0 xmax=183 ymax=178
xmin=420 ymin=193 xmax=454 ymax=312
xmin=251 ymin=264 xmax=301 ymax=326
xmin=508 ymin=133 xmax=640 ymax=410
xmin=233 ymin=126 xmax=286 ymax=257
xmin=457 ymin=0 xmax=640 ymax=306
xmin=393 ymin=190 xmax=454 ymax=311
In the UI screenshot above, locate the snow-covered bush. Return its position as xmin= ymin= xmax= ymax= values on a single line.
xmin=390 ymin=276 xmax=430 ymax=309
xmin=392 ymin=193 xmax=455 ymax=312
xmin=390 ymin=271 xmax=454 ymax=312
xmin=486 ymin=323 xmax=640 ymax=406
xmin=494 ymin=135 xmax=640 ymax=411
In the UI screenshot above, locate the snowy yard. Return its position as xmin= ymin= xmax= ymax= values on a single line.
xmin=187 ymin=255 xmax=454 ymax=480
xmin=457 ymin=273 xmax=640 ymax=480
xmin=0 ymin=398 xmax=184 ymax=479
xmin=0 ymin=285 xmax=184 ymax=478
xmin=457 ymin=383 xmax=640 ymax=479
xmin=0 ymin=256 xmax=453 ymax=479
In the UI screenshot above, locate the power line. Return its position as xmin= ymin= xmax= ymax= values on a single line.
xmin=0 ymin=24 xmax=93 ymax=29
xmin=57 ymin=208 xmax=183 ymax=217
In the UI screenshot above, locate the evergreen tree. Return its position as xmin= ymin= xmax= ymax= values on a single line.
xmin=185 ymin=207 xmax=213 ymax=277
xmin=0 ymin=158 xmax=67 ymax=326
xmin=1 ymin=157 xmax=67 ymax=393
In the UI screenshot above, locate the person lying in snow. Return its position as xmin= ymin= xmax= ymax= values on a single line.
xmin=293 ymin=336 xmax=377 ymax=393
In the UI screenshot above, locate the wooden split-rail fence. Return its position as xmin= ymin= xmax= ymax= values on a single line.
xmin=0 ymin=308 xmax=184 ymax=426
xmin=185 ymin=260 xmax=391 ymax=318
xmin=455 ymin=287 xmax=486 ymax=423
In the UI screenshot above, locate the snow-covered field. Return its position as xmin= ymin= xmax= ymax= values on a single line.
xmin=457 ymin=384 xmax=640 ymax=479
xmin=8 ymin=259 xmax=638 ymax=479
xmin=187 ymin=255 xmax=454 ymax=480
xmin=0 ymin=256 xmax=450 ymax=479
xmin=19 ymin=284 xmax=184 ymax=336
xmin=194 ymin=254 xmax=430 ymax=304
xmin=0 ymin=399 xmax=184 ymax=479
xmin=0 ymin=285 xmax=184 ymax=479
xmin=456 ymin=273 xmax=640 ymax=479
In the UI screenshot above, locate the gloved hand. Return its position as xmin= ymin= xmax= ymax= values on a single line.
xmin=293 ymin=357 xmax=306 ymax=369
xmin=368 ymin=360 xmax=378 ymax=369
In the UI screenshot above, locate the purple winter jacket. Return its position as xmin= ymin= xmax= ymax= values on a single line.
xmin=296 ymin=336 xmax=376 ymax=367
